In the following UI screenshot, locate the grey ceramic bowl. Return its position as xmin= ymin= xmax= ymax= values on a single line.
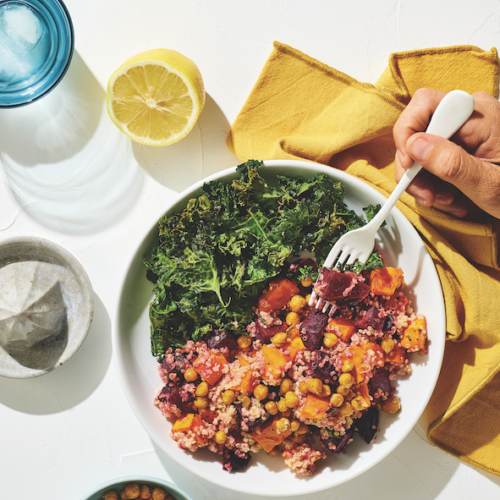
xmin=81 ymin=476 xmax=193 ymax=500
xmin=0 ymin=235 xmax=94 ymax=378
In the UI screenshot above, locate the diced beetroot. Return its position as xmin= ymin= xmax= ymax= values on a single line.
xmin=369 ymin=370 xmax=392 ymax=403
xmin=318 ymin=268 xmax=355 ymax=302
xmin=383 ymin=315 xmax=395 ymax=333
xmin=320 ymin=428 xmax=355 ymax=454
xmin=300 ymin=309 xmax=329 ymax=350
xmin=346 ymin=281 xmax=370 ymax=302
xmin=157 ymin=385 xmax=189 ymax=413
xmin=354 ymin=305 xmax=385 ymax=331
xmin=222 ymin=450 xmax=251 ymax=472
xmin=207 ymin=329 xmax=238 ymax=351
xmin=254 ymin=320 xmax=287 ymax=343
xmin=309 ymin=350 xmax=337 ymax=384
xmin=354 ymin=406 xmax=379 ymax=444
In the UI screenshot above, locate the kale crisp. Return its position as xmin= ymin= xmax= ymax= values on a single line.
xmin=144 ymin=160 xmax=383 ymax=358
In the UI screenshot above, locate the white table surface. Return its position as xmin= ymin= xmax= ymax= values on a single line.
xmin=1 ymin=0 xmax=500 ymax=498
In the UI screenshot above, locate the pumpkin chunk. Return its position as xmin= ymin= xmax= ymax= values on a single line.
xmin=370 ymin=267 xmax=403 ymax=296
xmin=252 ymin=415 xmax=293 ymax=452
xmin=300 ymin=394 xmax=330 ymax=420
xmin=193 ymin=350 xmax=228 ymax=385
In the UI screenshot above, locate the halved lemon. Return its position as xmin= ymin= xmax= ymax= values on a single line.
xmin=107 ymin=49 xmax=205 ymax=147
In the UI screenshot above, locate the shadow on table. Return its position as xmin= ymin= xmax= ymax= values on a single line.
xmin=0 ymin=293 xmax=111 ymax=414
xmin=131 ymin=93 xmax=239 ymax=193
xmin=0 ymin=50 xmax=143 ymax=235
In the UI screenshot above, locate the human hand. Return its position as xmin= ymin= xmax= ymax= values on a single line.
xmin=394 ymin=88 xmax=500 ymax=219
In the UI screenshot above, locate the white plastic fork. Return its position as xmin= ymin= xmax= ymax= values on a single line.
xmin=311 ymin=89 xmax=476 ymax=314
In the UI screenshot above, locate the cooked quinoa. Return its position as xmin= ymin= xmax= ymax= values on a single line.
xmin=154 ymin=261 xmax=427 ymax=475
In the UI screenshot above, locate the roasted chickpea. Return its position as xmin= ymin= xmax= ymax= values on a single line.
xmin=286 ymin=311 xmax=301 ymax=326
xmin=276 ymin=417 xmax=291 ymax=432
xmin=271 ymin=332 xmax=288 ymax=347
xmin=323 ymin=332 xmax=338 ymax=348
xmin=195 ymin=381 xmax=209 ymax=397
xmin=103 ymin=492 xmax=118 ymax=500
xmin=241 ymin=395 xmax=251 ymax=408
xmin=237 ymin=335 xmax=252 ymax=348
xmin=295 ymin=422 xmax=309 ymax=435
xmin=338 ymin=373 xmax=354 ymax=387
xmin=339 ymin=402 xmax=354 ymax=416
xmin=307 ymin=378 xmax=323 ymax=395
xmin=124 ymin=484 xmax=140 ymax=499
xmin=277 ymin=397 xmax=288 ymax=413
xmin=320 ymin=384 xmax=331 ymax=398
xmin=222 ymin=390 xmax=236 ymax=405
xmin=152 ymin=488 xmax=166 ymax=500
xmin=351 ymin=396 xmax=369 ymax=411
xmin=194 ymin=396 xmax=208 ymax=409
xmin=253 ymin=384 xmax=269 ymax=401
xmin=280 ymin=378 xmax=293 ymax=394
xmin=382 ymin=395 xmax=401 ymax=414
xmin=337 ymin=385 xmax=350 ymax=396
xmin=381 ymin=337 xmax=395 ymax=354
xmin=265 ymin=400 xmax=278 ymax=415
xmin=140 ymin=485 xmax=152 ymax=500
xmin=290 ymin=419 xmax=301 ymax=432
xmin=341 ymin=359 xmax=354 ymax=372
xmin=301 ymin=276 xmax=313 ymax=288
xmin=289 ymin=295 xmax=307 ymax=312
xmin=284 ymin=390 xmax=299 ymax=408
xmin=215 ymin=430 xmax=227 ymax=444
xmin=298 ymin=381 xmax=309 ymax=395
xmin=330 ymin=393 xmax=344 ymax=407
xmin=184 ymin=367 xmax=198 ymax=382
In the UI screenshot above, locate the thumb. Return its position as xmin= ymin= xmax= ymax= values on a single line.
xmin=406 ymin=132 xmax=500 ymax=218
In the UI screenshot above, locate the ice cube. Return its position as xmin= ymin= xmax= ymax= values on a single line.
xmin=0 ymin=3 xmax=43 ymax=55
xmin=0 ymin=40 xmax=17 ymax=89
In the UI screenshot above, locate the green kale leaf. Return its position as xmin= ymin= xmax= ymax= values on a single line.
xmin=144 ymin=160 xmax=383 ymax=359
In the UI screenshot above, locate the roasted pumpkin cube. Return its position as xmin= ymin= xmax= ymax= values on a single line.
xmin=401 ymin=317 xmax=427 ymax=352
xmin=193 ymin=350 xmax=228 ymax=385
xmin=370 ymin=267 xmax=404 ymax=296
xmin=261 ymin=344 xmax=290 ymax=381
xmin=385 ymin=343 xmax=408 ymax=364
xmin=327 ymin=317 xmax=356 ymax=342
xmin=252 ymin=415 xmax=293 ymax=452
xmin=233 ymin=369 xmax=257 ymax=393
xmin=172 ymin=414 xmax=206 ymax=445
xmin=258 ymin=278 xmax=300 ymax=313
xmin=284 ymin=336 xmax=306 ymax=360
xmin=300 ymin=394 xmax=330 ymax=420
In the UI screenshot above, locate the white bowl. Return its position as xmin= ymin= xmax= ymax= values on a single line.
xmin=113 ymin=160 xmax=445 ymax=496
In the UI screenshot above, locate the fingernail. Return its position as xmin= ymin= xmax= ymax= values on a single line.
xmin=414 ymin=196 xmax=427 ymax=207
xmin=397 ymin=149 xmax=405 ymax=166
xmin=410 ymin=137 xmax=432 ymax=161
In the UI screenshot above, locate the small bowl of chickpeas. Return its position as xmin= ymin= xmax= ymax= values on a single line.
xmin=82 ymin=476 xmax=193 ymax=500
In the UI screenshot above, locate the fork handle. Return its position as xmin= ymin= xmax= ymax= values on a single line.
xmin=367 ymin=90 xmax=476 ymax=233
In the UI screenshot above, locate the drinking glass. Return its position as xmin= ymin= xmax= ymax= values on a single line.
xmin=0 ymin=0 xmax=74 ymax=108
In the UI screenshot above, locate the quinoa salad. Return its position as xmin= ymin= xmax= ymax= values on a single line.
xmin=153 ymin=260 xmax=427 ymax=475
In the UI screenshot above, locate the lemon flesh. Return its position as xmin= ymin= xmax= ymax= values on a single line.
xmin=107 ymin=49 xmax=205 ymax=147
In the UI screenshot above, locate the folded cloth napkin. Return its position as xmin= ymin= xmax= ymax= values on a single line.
xmin=227 ymin=42 xmax=500 ymax=476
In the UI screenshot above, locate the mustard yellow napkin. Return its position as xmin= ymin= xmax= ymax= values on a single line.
xmin=227 ymin=42 xmax=500 ymax=476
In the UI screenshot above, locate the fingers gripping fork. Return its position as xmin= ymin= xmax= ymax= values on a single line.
xmin=308 ymin=90 xmax=476 ymax=315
